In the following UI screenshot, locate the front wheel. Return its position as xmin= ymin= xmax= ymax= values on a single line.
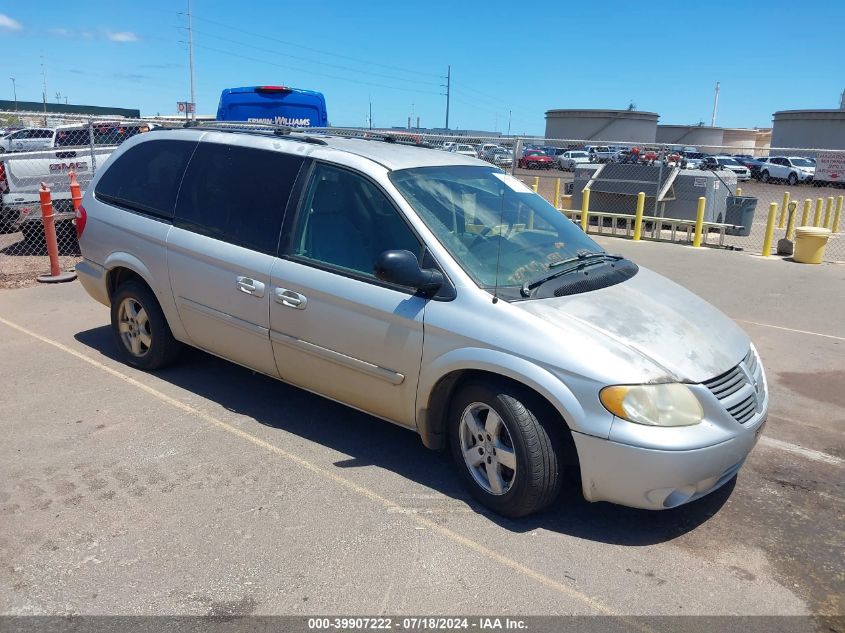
xmin=110 ymin=280 xmax=181 ymax=370
xmin=449 ymin=381 xmax=563 ymax=517
xmin=787 ymin=172 xmax=798 ymax=186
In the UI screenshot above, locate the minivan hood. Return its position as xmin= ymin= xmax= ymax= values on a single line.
xmin=517 ymin=266 xmax=749 ymax=383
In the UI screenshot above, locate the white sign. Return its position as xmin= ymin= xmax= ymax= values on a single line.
xmin=816 ymin=151 xmax=844 ymax=184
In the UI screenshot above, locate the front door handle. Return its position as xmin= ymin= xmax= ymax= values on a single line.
xmin=274 ymin=288 xmax=307 ymax=310
xmin=236 ymin=276 xmax=265 ymax=297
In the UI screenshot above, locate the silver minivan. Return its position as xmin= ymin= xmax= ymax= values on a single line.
xmin=76 ymin=125 xmax=768 ymax=517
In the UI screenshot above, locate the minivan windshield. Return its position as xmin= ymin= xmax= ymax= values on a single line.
xmin=389 ymin=165 xmax=602 ymax=298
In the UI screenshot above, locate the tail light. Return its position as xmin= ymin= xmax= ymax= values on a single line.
xmin=75 ymin=204 xmax=87 ymax=240
xmin=0 ymin=162 xmax=7 ymax=194
xmin=256 ymin=86 xmax=290 ymax=93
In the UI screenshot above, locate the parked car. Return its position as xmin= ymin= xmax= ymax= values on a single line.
xmin=518 ymin=149 xmax=554 ymax=169
xmin=485 ymin=147 xmax=514 ymax=167
xmin=705 ymin=156 xmax=751 ymax=181
xmin=0 ymin=127 xmax=56 ymax=153
xmin=448 ymin=143 xmax=479 ymax=159
xmin=759 ymin=156 xmax=815 ymax=185
xmin=679 ymin=151 xmax=706 ymax=169
xmin=556 ymin=150 xmax=590 ymax=171
xmin=76 ymin=124 xmax=768 ymax=517
xmin=585 ymin=145 xmax=614 ymax=163
xmin=733 ymin=157 xmax=768 ymax=179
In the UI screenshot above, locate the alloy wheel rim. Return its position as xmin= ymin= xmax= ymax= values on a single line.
xmin=117 ymin=297 xmax=152 ymax=358
xmin=459 ymin=402 xmax=517 ymax=496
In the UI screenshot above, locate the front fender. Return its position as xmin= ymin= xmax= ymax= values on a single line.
xmin=416 ymin=347 xmax=614 ymax=449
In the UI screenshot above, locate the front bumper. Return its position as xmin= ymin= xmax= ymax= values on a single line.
xmin=573 ymin=412 xmax=765 ymax=510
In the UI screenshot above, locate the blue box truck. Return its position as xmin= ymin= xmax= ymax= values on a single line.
xmin=216 ymin=86 xmax=328 ymax=127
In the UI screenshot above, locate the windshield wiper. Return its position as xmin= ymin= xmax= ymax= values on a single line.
xmin=520 ymin=251 xmax=622 ymax=297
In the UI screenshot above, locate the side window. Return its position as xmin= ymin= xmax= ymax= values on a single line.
xmin=289 ymin=163 xmax=423 ymax=279
xmin=95 ymin=140 xmax=197 ymax=220
xmin=174 ymin=143 xmax=304 ymax=255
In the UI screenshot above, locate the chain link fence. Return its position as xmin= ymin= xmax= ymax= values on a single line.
xmin=1 ymin=113 xmax=843 ymax=287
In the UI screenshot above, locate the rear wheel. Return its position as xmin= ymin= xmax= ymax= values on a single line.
xmin=110 ymin=280 xmax=181 ymax=370
xmin=761 ymin=170 xmax=770 ymax=183
xmin=449 ymin=381 xmax=563 ymax=517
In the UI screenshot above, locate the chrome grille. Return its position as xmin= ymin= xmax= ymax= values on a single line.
xmin=703 ymin=348 xmax=763 ymax=424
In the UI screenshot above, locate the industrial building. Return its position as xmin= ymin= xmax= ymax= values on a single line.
xmin=771 ymin=109 xmax=845 ymax=150
xmin=0 ymin=100 xmax=141 ymax=119
xmin=544 ymin=109 xmax=658 ymax=143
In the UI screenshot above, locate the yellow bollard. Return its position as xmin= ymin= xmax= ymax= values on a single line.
xmin=532 ymin=176 xmax=539 ymax=193
xmin=580 ymin=187 xmax=591 ymax=232
xmin=833 ymin=195 xmax=843 ymax=233
xmin=554 ymin=178 xmax=561 ymax=209
xmin=633 ymin=191 xmax=645 ymax=241
xmin=736 ymin=187 xmax=742 ymax=197
xmin=786 ymin=201 xmax=798 ymax=241
xmin=823 ymin=197 xmax=833 ymax=228
xmin=801 ymin=199 xmax=811 ymax=227
xmin=761 ymin=202 xmax=777 ymax=256
xmin=778 ymin=191 xmax=790 ymax=229
xmin=813 ymin=198 xmax=823 ymax=227
xmin=692 ymin=196 xmax=706 ymax=247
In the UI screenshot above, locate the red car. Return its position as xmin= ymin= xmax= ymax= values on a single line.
xmin=518 ymin=149 xmax=554 ymax=169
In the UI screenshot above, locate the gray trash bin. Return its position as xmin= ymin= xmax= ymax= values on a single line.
xmin=723 ymin=196 xmax=757 ymax=236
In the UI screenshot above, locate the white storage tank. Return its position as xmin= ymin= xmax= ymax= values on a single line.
xmin=771 ymin=110 xmax=845 ymax=150
xmin=656 ymin=125 xmax=724 ymax=153
xmin=721 ymin=128 xmax=759 ymax=155
xmin=544 ymin=109 xmax=658 ymax=143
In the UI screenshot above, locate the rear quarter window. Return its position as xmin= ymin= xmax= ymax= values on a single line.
xmin=94 ymin=139 xmax=198 ymax=220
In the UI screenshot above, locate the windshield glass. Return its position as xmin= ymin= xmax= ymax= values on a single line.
xmin=717 ymin=158 xmax=741 ymax=166
xmin=389 ymin=166 xmax=602 ymax=297
xmin=791 ymin=158 xmax=814 ymax=167
xmin=569 ymin=152 xmax=587 ymax=158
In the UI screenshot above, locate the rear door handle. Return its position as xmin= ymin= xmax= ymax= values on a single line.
xmin=274 ymin=288 xmax=307 ymax=310
xmin=236 ymin=276 xmax=265 ymax=297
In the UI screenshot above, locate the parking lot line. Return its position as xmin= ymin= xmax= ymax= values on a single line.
xmin=734 ymin=319 xmax=845 ymax=342
xmin=0 ymin=314 xmax=626 ymax=619
xmin=759 ymin=436 xmax=844 ymax=467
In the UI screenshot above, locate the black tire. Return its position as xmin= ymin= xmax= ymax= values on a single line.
xmin=760 ymin=170 xmax=770 ymax=183
xmin=449 ymin=380 xmax=563 ymax=517
xmin=787 ymin=172 xmax=798 ymax=186
xmin=110 ymin=279 xmax=181 ymax=370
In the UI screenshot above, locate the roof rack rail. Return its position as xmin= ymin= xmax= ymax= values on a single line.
xmin=172 ymin=120 xmax=328 ymax=145
xmin=315 ymin=128 xmax=432 ymax=148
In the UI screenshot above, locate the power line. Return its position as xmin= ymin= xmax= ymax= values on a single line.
xmin=192 ymin=15 xmax=440 ymax=80
xmin=192 ymin=43 xmax=440 ymax=96
xmin=192 ymin=29 xmax=442 ymax=88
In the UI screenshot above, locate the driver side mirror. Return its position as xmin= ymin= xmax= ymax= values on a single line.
xmin=374 ymin=250 xmax=444 ymax=297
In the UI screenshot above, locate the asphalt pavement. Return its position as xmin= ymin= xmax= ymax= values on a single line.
xmin=0 ymin=240 xmax=842 ymax=625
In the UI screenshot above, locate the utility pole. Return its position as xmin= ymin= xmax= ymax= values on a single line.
xmin=9 ymin=77 xmax=16 ymax=112
xmin=187 ymin=0 xmax=197 ymax=120
xmin=711 ymin=81 xmax=720 ymax=127
xmin=441 ymin=65 xmax=451 ymax=130
xmin=507 ymin=110 xmax=511 ymax=137
xmin=40 ymin=54 xmax=48 ymax=125
xmin=840 ymin=88 xmax=845 ymax=110
xmin=368 ymin=96 xmax=372 ymax=130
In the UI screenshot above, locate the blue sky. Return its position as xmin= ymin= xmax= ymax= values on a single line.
xmin=2 ymin=1 xmax=842 ymax=134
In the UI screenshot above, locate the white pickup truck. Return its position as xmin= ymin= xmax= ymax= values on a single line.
xmin=0 ymin=122 xmax=153 ymax=241
xmin=0 ymin=146 xmax=115 ymax=240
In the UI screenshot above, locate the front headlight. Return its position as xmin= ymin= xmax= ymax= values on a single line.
xmin=600 ymin=383 xmax=704 ymax=427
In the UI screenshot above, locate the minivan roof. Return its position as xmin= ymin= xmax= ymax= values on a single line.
xmin=151 ymin=126 xmax=488 ymax=171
